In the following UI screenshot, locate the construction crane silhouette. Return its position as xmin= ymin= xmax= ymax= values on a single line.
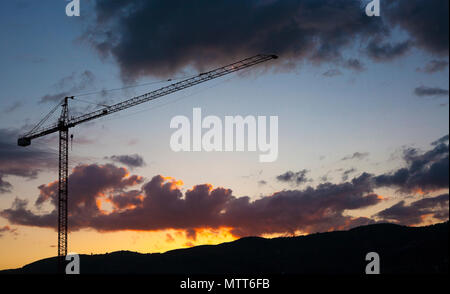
xmin=17 ymin=54 xmax=277 ymax=272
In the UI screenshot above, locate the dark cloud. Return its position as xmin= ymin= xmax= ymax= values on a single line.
xmin=385 ymin=0 xmax=449 ymax=56
xmin=343 ymin=58 xmax=365 ymax=72
xmin=185 ymin=228 xmax=197 ymax=241
xmin=342 ymin=168 xmax=357 ymax=181
xmin=34 ymin=164 xmax=144 ymax=211
xmin=414 ymin=86 xmax=449 ymax=97
xmin=1 ymin=136 xmax=448 ymax=237
xmin=105 ymin=154 xmax=146 ymax=168
xmin=366 ymin=40 xmax=412 ymax=61
xmin=83 ymin=0 xmax=448 ymax=80
xmin=39 ymin=71 xmax=96 ymax=104
xmin=276 ymin=169 xmax=310 ymax=186
xmin=55 ymin=71 xmax=95 ymax=91
xmin=332 ymin=136 xmax=448 ymax=195
xmin=258 ymin=180 xmax=267 ymax=186
xmin=0 ymin=165 xmax=382 ymax=237
xmin=374 ymin=194 xmax=449 ymax=225
xmin=374 ymin=140 xmax=449 ymax=193
xmin=341 ymin=152 xmax=369 ymax=161
xmin=417 ymin=60 xmax=449 ymax=74
xmin=224 ymin=173 xmax=380 ymax=236
xmin=323 ymin=69 xmax=342 ymax=77
xmin=2 ymin=164 xmax=144 ymax=228
xmin=108 ymin=190 xmax=143 ymax=210
xmin=0 ymin=128 xmax=56 ymax=194
xmin=0 ymin=175 xmax=13 ymax=194
xmin=431 ymin=135 xmax=449 ymax=146
xmin=85 ymin=0 xmax=388 ymax=80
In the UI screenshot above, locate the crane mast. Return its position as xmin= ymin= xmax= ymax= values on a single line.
xmin=58 ymin=98 xmax=69 ymax=260
xmin=17 ymin=54 xmax=277 ymax=273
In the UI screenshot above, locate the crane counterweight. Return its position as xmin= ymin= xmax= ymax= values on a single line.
xmin=18 ymin=138 xmax=31 ymax=147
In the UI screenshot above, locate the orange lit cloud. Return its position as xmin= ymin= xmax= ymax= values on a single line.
xmin=1 ymin=165 xmax=384 ymax=237
xmin=374 ymin=194 xmax=449 ymax=225
xmin=2 ymin=137 xmax=449 ymax=239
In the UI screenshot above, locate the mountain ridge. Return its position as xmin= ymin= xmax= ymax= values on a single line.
xmin=2 ymin=222 xmax=448 ymax=274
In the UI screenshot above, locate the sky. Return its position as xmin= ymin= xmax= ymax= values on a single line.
xmin=0 ymin=0 xmax=449 ymax=270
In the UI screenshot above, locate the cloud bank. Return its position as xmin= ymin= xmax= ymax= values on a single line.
xmin=0 ymin=129 xmax=56 ymax=194
xmin=1 ymin=135 xmax=448 ymax=237
xmin=83 ymin=0 xmax=449 ymax=80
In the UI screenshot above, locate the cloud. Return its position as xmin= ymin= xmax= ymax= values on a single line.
xmin=343 ymin=58 xmax=365 ymax=72
xmin=276 ymin=169 xmax=311 ymax=186
xmin=83 ymin=0 xmax=398 ymax=80
xmin=366 ymin=40 xmax=412 ymax=61
xmin=417 ymin=60 xmax=449 ymax=74
xmin=323 ymin=69 xmax=342 ymax=77
xmin=374 ymin=139 xmax=449 ymax=193
xmin=258 ymin=180 xmax=267 ymax=186
xmin=374 ymin=194 xmax=449 ymax=225
xmin=342 ymin=168 xmax=357 ymax=181
xmin=82 ymin=0 xmax=448 ymax=80
xmin=2 ymin=164 xmax=144 ymax=228
xmin=431 ymin=134 xmax=449 ymax=146
xmin=0 ymin=175 xmax=13 ymax=194
xmin=35 ymin=163 xmax=144 ymax=210
xmin=322 ymin=59 xmax=365 ymax=77
xmin=108 ymin=190 xmax=143 ymax=211
xmin=1 ymin=136 xmax=448 ymax=237
xmin=341 ymin=152 xmax=369 ymax=161
xmin=105 ymin=154 xmax=146 ymax=168
xmin=385 ymin=0 xmax=449 ymax=56
xmin=224 ymin=173 xmax=381 ymax=236
xmin=414 ymin=86 xmax=449 ymax=97
xmin=0 ymin=225 xmax=18 ymax=238
xmin=39 ymin=71 xmax=96 ymax=104
xmin=0 ymin=164 xmax=382 ymax=237
xmin=3 ymin=101 xmax=22 ymax=113
xmin=0 ymin=128 xmax=56 ymax=194
xmin=185 ymin=228 xmax=197 ymax=241
xmin=39 ymin=92 xmax=70 ymax=104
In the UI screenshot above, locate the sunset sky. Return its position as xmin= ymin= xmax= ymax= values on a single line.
xmin=0 ymin=0 xmax=448 ymax=270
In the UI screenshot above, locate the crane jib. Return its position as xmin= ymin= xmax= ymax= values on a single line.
xmin=18 ymin=54 xmax=277 ymax=147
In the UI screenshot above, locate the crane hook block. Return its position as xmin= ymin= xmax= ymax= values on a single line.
xmin=18 ymin=137 xmax=31 ymax=147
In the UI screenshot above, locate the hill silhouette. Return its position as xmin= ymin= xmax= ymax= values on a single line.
xmin=1 ymin=222 xmax=448 ymax=274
